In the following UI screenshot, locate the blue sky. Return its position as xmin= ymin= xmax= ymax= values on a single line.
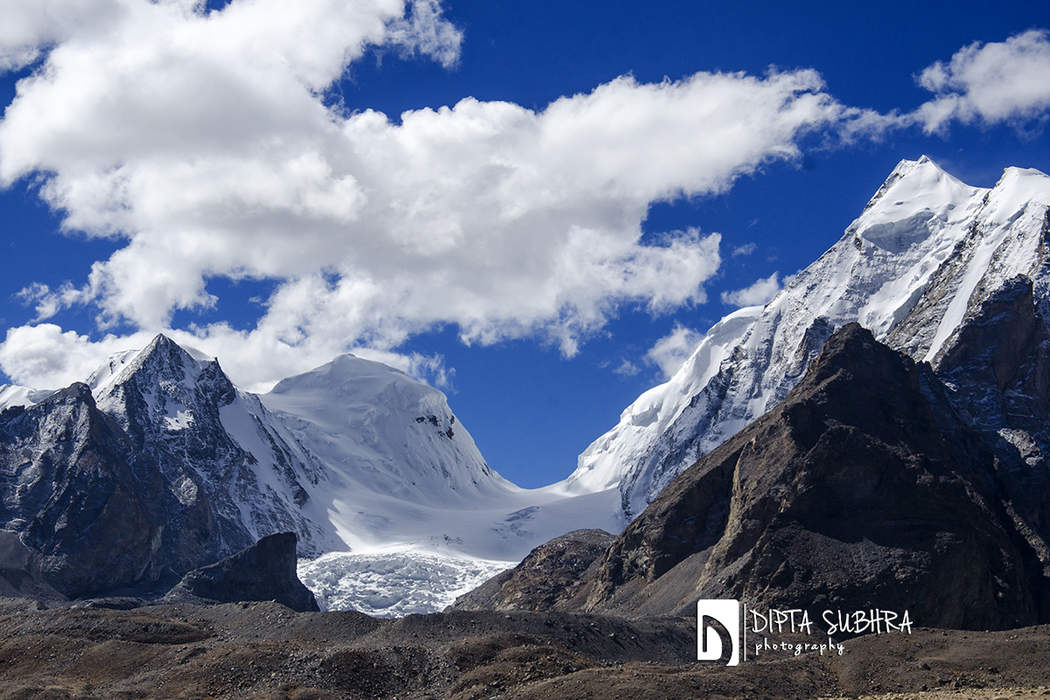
xmin=1 ymin=0 xmax=1050 ymax=487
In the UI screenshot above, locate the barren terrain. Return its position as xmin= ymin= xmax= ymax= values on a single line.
xmin=0 ymin=597 xmax=1048 ymax=699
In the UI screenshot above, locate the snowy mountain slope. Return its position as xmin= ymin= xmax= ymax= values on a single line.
xmin=567 ymin=156 xmax=1050 ymax=520
xmin=562 ymin=305 xmax=762 ymax=495
xmin=82 ymin=337 xmax=624 ymax=563
xmin=1 ymin=333 xmax=622 ymax=612
xmin=262 ymin=354 xmax=513 ymax=509
xmin=258 ymin=353 xmax=624 ymax=562
xmin=0 ymin=385 xmax=53 ymax=411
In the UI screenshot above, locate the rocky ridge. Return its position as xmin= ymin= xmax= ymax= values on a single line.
xmin=459 ymin=323 xmax=1050 ymax=630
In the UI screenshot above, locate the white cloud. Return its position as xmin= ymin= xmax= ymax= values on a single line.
xmin=731 ymin=242 xmax=757 ymax=257
xmin=0 ymin=324 xmax=150 ymax=390
xmin=914 ymin=29 xmax=1050 ymax=133
xmin=0 ymin=0 xmax=910 ymax=390
xmin=612 ymin=359 xmax=640 ymax=377
xmin=645 ymin=323 xmax=703 ymax=379
xmin=720 ymin=272 xmax=781 ymax=307
xmin=385 ymin=0 xmax=462 ymax=68
xmin=0 ymin=323 xmax=452 ymax=394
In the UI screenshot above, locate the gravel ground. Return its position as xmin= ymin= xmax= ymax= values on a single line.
xmin=0 ymin=597 xmax=1048 ymax=699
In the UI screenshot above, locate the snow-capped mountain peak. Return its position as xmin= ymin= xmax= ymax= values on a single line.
xmin=87 ymin=333 xmax=219 ymax=399
xmin=565 ymin=157 xmax=1050 ymax=522
xmin=854 ymin=156 xmax=979 ymax=244
xmin=268 ymin=353 xmax=456 ymax=433
xmin=2 ymin=330 xmax=623 ymax=613
xmin=261 ymin=351 xmax=513 ymax=512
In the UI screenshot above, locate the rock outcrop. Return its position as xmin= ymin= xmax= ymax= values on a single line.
xmin=0 ymin=531 xmax=65 ymax=601
xmin=449 ymin=529 xmax=614 ymax=612
xmin=163 ymin=533 xmax=319 ymax=612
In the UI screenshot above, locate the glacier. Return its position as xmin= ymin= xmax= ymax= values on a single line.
xmin=297 ymin=549 xmax=515 ymax=616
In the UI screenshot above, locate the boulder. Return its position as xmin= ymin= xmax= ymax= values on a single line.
xmin=163 ymin=532 xmax=319 ymax=612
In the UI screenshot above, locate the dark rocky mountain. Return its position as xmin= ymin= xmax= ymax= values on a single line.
xmin=163 ymin=532 xmax=319 ymax=612
xmin=0 ymin=531 xmax=64 ymax=601
xmin=0 ymin=382 xmax=227 ymax=598
xmin=0 ymin=335 xmax=334 ymax=600
xmin=935 ymin=275 xmax=1050 ymax=461
xmin=450 ymin=529 xmax=614 ymax=612
xmin=463 ymin=323 xmax=1050 ymax=630
xmin=88 ymin=334 xmax=323 ymax=555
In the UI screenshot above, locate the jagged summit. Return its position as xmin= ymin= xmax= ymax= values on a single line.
xmin=854 ymin=156 xmax=980 ymax=249
xmin=864 ymin=155 xmax=958 ymax=202
xmin=566 ymin=157 xmax=1050 ymax=522
xmin=86 ymin=333 xmax=221 ymax=399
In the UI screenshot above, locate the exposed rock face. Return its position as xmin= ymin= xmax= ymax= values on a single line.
xmin=935 ymin=275 xmax=1050 ymax=461
xmin=0 ymin=531 xmax=64 ymax=601
xmin=0 ymin=384 xmax=224 ymax=597
xmin=474 ymin=324 xmax=1050 ymax=630
xmin=933 ymin=275 xmax=1050 ymax=587
xmin=164 ymin=532 xmax=319 ymax=612
xmin=89 ymin=334 xmax=324 ymax=557
xmin=449 ymin=529 xmax=614 ymax=612
xmin=0 ymin=336 xmax=336 ymax=600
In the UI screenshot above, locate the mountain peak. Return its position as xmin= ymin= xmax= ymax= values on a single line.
xmin=149 ymin=331 xmax=177 ymax=347
xmin=86 ymin=333 xmax=225 ymax=401
xmin=269 ymin=352 xmax=419 ymax=401
xmin=889 ymin=154 xmax=944 ymax=178
xmin=136 ymin=333 xmax=209 ymax=367
xmin=783 ymin=322 xmax=952 ymax=440
xmin=851 ymin=155 xmax=980 ymax=245
xmin=808 ymin=322 xmax=901 ymax=379
xmin=867 ymin=156 xmax=965 ymax=205
xmin=570 ymin=155 xmax=1050 ymax=522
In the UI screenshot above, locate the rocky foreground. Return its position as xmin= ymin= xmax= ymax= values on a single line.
xmin=0 ymin=596 xmax=1046 ymax=699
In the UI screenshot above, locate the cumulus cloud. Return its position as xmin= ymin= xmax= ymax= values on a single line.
xmin=731 ymin=242 xmax=757 ymax=257
xmin=0 ymin=0 xmax=859 ymax=390
xmin=0 ymin=1 xmax=988 ymax=391
xmin=720 ymin=272 xmax=781 ymax=307
xmin=645 ymin=323 xmax=704 ymax=379
xmin=914 ymin=29 xmax=1050 ymax=133
xmin=0 ymin=323 xmax=453 ymax=393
